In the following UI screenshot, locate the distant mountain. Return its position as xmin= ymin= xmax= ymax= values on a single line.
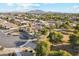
xmin=27 ymin=10 xmax=65 ymax=14
xmin=28 ymin=10 xmax=46 ymax=14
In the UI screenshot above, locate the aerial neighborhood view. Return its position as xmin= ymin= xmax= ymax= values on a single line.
xmin=0 ymin=3 xmax=79 ymax=56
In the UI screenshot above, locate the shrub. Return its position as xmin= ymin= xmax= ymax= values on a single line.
xmin=49 ymin=50 xmax=72 ymax=56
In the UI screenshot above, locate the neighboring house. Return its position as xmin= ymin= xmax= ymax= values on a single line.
xmin=0 ymin=20 xmax=17 ymax=29
xmin=47 ymin=20 xmax=56 ymax=28
xmin=20 ymin=20 xmax=30 ymax=26
xmin=32 ymin=20 xmax=44 ymax=30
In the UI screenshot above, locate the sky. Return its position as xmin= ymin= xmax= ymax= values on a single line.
xmin=0 ymin=3 xmax=79 ymax=13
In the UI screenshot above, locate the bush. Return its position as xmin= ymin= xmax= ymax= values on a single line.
xmin=49 ymin=50 xmax=72 ymax=56
xmin=40 ymin=27 xmax=48 ymax=35
xmin=48 ymin=31 xmax=63 ymax=43
xmin=69 ymin=33 xmax=79 ymax=46
xmin=36 ymin=39 xmax=51 ymax=56
xmin=75 ymin=24 xmax=79 ymax=31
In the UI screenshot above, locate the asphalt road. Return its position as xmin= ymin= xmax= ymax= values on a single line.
xmin=0 ymin=29 xmax=37 ymax=56
xmin=0 ymin=29 xmax=36 ymax=48
xmin=15 ymin=39 xmax=37 ymax=56
xmin=0 ymin=29 xmax=20 ymax=47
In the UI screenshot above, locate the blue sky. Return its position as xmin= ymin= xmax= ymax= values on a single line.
xmin=0 ymin=3 xmax=79 ymax=13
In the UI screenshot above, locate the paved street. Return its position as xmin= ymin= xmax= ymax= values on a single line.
xmin=0 ymin=29 xmax=37 ymax=56
xmin=0 ymin=29 xmax=21 ymax=47
xmin=0 ymin=29 xmax=36 ymax=48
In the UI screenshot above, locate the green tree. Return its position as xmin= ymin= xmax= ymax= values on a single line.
xmin=60 ymin=21 xmax=71 ymax=29
xmin=49 ymin=50 xmax=72 ymax=56
xmin=75 ymin=24 xmax=79 ymax=31
xmin=40 ymin=27 xmax=48 ymax=35
xmin=69 ymin=33 xmax=79 ymax=48
xmin=76 ymin=18 xmax=79 ymax=21
xmin=48 ymin=31 xmax=63 ymax=43
xmin=36 ymin=39 xmax=51 ymax=56
xmin=0 ymin=23 xmax=2 ymax=28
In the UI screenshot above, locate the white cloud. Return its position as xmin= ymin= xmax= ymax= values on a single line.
xmin=6 ymin=3 xmax=41 ymax=10
xmin=6 ymin=3 xmax=14 ymax=6
xmin=6 ymin=3 xmax=40 ymax=7
xmin=16 ymin=4 xmax=41 ymax=9
xmin=66 ymin=6 xmax=79 ymax=13
xmin=72 ymin=6 xmax=79 ymax=10
xmin=1 ymin=0 xmax=79 ymax=3
xmin=20 ymin=4 xmax=40 ymax=7
xmin=5 ymin=3 xmax=41 ymax=12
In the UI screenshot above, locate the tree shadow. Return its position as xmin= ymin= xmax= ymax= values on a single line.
xmin=19 ymin=29 xmax=35 ymax=40
xmin=15 ymin=41 xmax=26 ymax=46
xmin=51 ymin=44 xmax=79 ymax=56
